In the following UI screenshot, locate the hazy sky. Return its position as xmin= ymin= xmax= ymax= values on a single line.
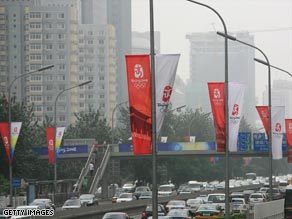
xmin=131 ymin=0 xmax=292 ymax=104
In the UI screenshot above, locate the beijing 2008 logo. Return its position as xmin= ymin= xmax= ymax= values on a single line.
xmin=275 ymin=123 xmax=281 ymax=133
xmin=134 ymin=64 xmax=144 ymax=78
xmin=132 ymin=64 xmax=148 ymax=89
xmin=232 ymin=104 xmax=239 ymax=116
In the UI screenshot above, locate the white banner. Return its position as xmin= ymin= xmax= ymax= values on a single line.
xmin=155 ymin=54 xmax=180 ymax=136
xmin=228 ymin=82 xmax=245 ymax=152
xmin=271 ymin=106 xmax=285 ymax=159
xmin=190 ymin=136 xmax=196 ymax=143
xmin=161 ymin=136 xmax=168 ymax=143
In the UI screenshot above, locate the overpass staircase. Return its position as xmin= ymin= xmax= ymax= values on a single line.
xmin=73 ymin=144 xmax=111 ymax=195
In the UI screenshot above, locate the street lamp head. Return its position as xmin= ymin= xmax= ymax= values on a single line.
xmin=78 ymin=80 xmax=92 ymax=87
xmin=38 ymin=65 xmax=54 ymax=71
xmin=216 ymin=31 xmax=237 ymax=41
xmin=254 ymin=58 xmax=268 ymax=66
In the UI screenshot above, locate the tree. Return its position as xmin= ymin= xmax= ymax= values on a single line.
xmin=64 ymin=110 xmax=111 ymax=144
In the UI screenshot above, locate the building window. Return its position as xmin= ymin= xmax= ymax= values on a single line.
xmin=46 ymin=85 xmax=53 ymax=91
xmin=79 ymin=102 xmax=84 ymax=107
xmin=30 ymin=44 xmax=42 ymax=50
xmin=44 ymin=23 xmax=53 ymax=29
xmin=80 ymin=94 xmax=84 ymax=98
xmin=29 ymin=23 xmax=41 ymax=29
xmin=30 ymin=75 xmax=42 ymax=81
xmin=47 ymin=106 xmax=53 ymax=111
xmin=29 ymin=12 xmax=41 ymax=19
xmin=58 ymin=13 xmax=65 ymax=19
xmin=45 ymin=13 xmax=52 ymax=18
xmin=59 ymin=64 xmax=65 ymax=70
xmin=59 ymin=115 xmax=66 ymax=122
xmin=57 ymin=23 xmax=65 ymax=29
xmin=31 ymin=85 xmax=42 ymax=91
xmin=79 ymin=75 xmax=84 ymax=80
xmin=46 ymin=96 xmax=53 ymax=101
xmin=46 ymin=44 xmax=53 ymax=50
xmin=59 ymin=44 xmax=65 ymax=50
xmin=45 ymin=33 xmax=52 ymax=40
xmin=58 ymin=34 xmax=65 ymax=39
xmin=58 ymin=54 xmax=65 ymax=59
xmin=30 ymin=54 xmax=42 ymax=60
xmin=45 ymin=54 xmax=52 ymax=60
xmin=29 ymin=33 xmax=42 ymax=40
xmin=30 ymin=95 xmax=42 ymax=101
xmin=46 ymin=75 xmax=53 ymax=81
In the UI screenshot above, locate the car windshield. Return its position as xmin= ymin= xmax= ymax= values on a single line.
xmin=146 ymin=205 xmax=164 ymax=212
xmin=80 ymin=194 xmax=94 ymax=199
xmin=168 ymin=200 xmax=185 ymax=206
xmin=167 ymin=209 xmax=189 ymax=217
xmin=208 ymin=195 xmax=225 ymax=203
xmin=197 ymin=204 xmax=218 ymax=211
xmin=232 ymin=199 xmax=244 ymax=204
xmin=250 ymin=194 xmax=263 ymax=198
xmin=159 ymin=186 xmax=172 ymax=191
xmin=30 ymin=200 xmax=48 ymax=205
xmin=63 ymin=199 xmax=80 ymax=206
xmin=187 ymin=199 xmax=201 ymax=204
xmin=119 ymin=193 xmax=132 ymax=198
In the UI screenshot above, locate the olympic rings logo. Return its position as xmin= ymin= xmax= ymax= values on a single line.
xmin=134 ymin=83 xmax=146 ymax=89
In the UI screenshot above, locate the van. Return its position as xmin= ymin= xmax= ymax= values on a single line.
xmin=284 ymin=185 xmax=292 ymax=219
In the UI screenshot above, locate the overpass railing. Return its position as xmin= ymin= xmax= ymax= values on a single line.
xmin=89 ymin=145 xmax=111 ymax=194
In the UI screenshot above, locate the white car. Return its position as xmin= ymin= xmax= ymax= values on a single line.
xmin=122 ymin=183 xmax=136 ymax=192
xmin=186 ymin=198 xmax=204 ymax=211
xmin=80 ymin=194 xmax=99 ymax=206
xmin=62 ymin=198 xmax=81 ymax=210
xmin=158 ymin=185 xmax=176 ymax=197
xmin=11 ymin=205 xmax=42 ymax=219
xmin=165 ymin=200 xmax=186 ymax=211
xmin=231 ymin=198 xmax=248 ymax=214
xmin=249 ymin=193 xmax=267 ymax=203
xmin=116 ymin=193 xmax=137 ymax=203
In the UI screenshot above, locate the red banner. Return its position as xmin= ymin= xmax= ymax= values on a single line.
xmin=0 ymin=122 xmax=11 ymax=164
xmin=46 ymin=127 xmax=55 ymax=163
xmin=208 ymin=82 xmax=226 ymax=152
xmin=125 ymin=55 xmax=152 ymax=155
xmin=285 ymin=119 xmax=292 ymax=163
xmin=256 ymin=106 xmax=269 ymax=137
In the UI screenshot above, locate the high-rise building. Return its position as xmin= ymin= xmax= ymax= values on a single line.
xmin=107 ymin=0 xmax=132 ymax=103
xmin=263 ymin=80 xmax=292 ymax=117
xmin=1 ymin=0 xmax=117 ymax=127
xmin=186 ymin=31 xmax=256 ymax=127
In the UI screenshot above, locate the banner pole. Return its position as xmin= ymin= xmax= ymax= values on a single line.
xmin=149 ymin=1 xmax=158 ymax=219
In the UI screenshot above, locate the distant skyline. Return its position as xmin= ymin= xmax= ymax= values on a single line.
xmin=131 ymin=0 xmax=292 ymax=105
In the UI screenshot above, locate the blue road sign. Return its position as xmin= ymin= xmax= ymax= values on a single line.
xmin=237 ymin=132 xmax=251 ymax=151
xmin=253 ymin=133 xmax=268 ymax=152
xmin=12 ymin=177 xmax=21 ymax=188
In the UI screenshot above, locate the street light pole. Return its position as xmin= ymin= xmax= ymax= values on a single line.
xmin=111 ymin=101 xmax=127 ymax=144
xmin=254 ymin=58 xmax=292 ymax=78
xmin=186 ymin=1 xmax=230 ymax=217
xmin=217 ymin=31 xmax=273 ymax=201
xmin=149 ymin=0 xmax=158 ymax=218
xmin=53 ymin=80 xmax=92 ymax=203
xmin=8 ymin=65 xmax=54 ymax=206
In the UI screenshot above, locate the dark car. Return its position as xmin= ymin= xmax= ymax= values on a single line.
xmin=141 ymin=204 xmax=167 ymax=219
xmin=134 ymin=186 xmax=151 ymax=199
xmin=29 ymin=198 xmax=55 ymax=210
xmin=102 ymin=212 xmax=131 ymax=219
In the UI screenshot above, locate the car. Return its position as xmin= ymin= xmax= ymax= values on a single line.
xmin=167 ymin=208 xmax=195 ymax=219
xmin=80 ymin=194 xmax=98 ymax=206
xmin=29 ymin=198 xmax=55 ymax=210
xmin=249 ymin=192 xmax=267 ymax=204
xmin=139 ymin=191 xmax=152 ymax=199
xmin=102 ymin=212 xmax=131 ymax=219
xmin=230 ymin=198 xmax=248 ymax=214
xmin=165 ymin=200 xmax=186 ymax=212
xmin=141 ymin=204 xmax=167 ymax=219
xmin=11 ymin=205 xmax=42 ymax=219
xmin=195 ymin=203 xmax=224 ymax=219
xmin=134 ymin=186 xmax=151 ymax=199
xmin=178 ymin=186 xmax=192 ymax=194
xmin=122 ymin=183 xmax=136 ymax=193
xmin=265 ymin=188 xmax=283 ymax=200
xmin=158 ymin=184 xmax=176 ymax=197
xmin=116 ymin=193 xmax=137 ymax=203
xmin=186 ymin=198 xmax=204 ymax=211
xmin=206 ymin=193 xmax=225 ymax=210
xmin=112 ymin=188 xmax=125 ymax=203
xmin=62 ymin=197 xmax=81 ymax=210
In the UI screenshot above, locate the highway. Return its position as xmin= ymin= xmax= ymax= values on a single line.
xmin=36 ymin=184 xmax=266 ymax=219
